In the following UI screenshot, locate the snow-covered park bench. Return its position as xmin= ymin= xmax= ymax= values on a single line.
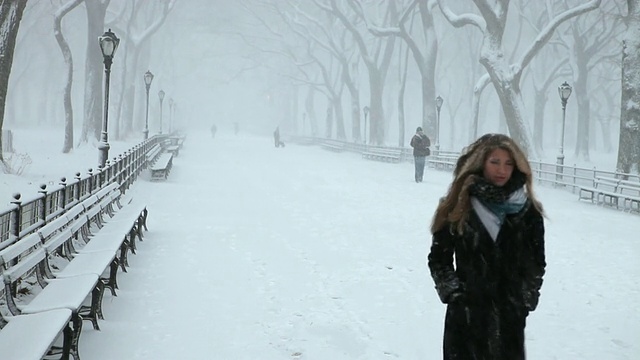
xmin=0 ymin=182 xmax=149 ymax=359
xmin=428 ymin=155 xmax=457 ymax=170
xmin=163 ymin=138 xmax=180 ymax=157
xmin=146 ymin=143 xmax=163 ymax=166
xmin=150 ymin=151 xmax=174 ymax=180
xmin=0 ymin=232 xmax=101 ymax=359
xmin=362 ymin=147 xmax=403 ymax=163
xmin=321 ymin=139 xmax=345 ymax=152
xmin=578 ymin=176 xmax=640 ymax=211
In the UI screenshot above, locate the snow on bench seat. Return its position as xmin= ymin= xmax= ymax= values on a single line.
xmin=0 ymin=308 xmax=72 ymax=360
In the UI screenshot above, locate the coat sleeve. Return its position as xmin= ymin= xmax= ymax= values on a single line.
xmin=522 ymin=211 xmax=546 ymax=311
xmin=410 ymin=135 xmax=416 ymax=148
xmin=428 ymin=227 xmax=463 ymax=303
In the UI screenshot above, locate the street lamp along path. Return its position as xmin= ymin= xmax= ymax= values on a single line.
xmin=435 ymin=95 xmax=443 ymax=155
xmin=557 ymin=81 xmax=572 ymax=164
xmin=98 ymin=28 xmax=120 ymax=169
xmin=363 ymin=106 xmax=369 ymax=145
xmin=143 ymin=70 xmax=154 ymax=140
xmin=158 ymin=90 xmax=165 ymax=134
xmin=556 ymin=81 xmax=572 ymax=183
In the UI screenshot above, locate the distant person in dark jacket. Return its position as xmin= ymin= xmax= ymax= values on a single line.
xmin=210 ymin=124 xmax=217 ymax=139
xmin=409 ymin=127 xmax=430 ymax=182
xmin=428 ymin=133 xmax=546 ymax=360
xmin=273 ymin=126 xmax=284 ymax=148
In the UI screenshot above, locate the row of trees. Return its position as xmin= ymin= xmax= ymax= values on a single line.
xmin=0 ymin=0 xmax=638 ymax=174
xmin=0 ymin=0 xmax=176 ymax=166
xmin=237 ymin=0 xmax=639 ymax=173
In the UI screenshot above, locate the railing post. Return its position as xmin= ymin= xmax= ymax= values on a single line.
xmin=87 ymin=168 xmax=94 ymax=194
xmin=555 ymin=160 xmax=564 ymax=186
xmin=111 ymin=157 xmax=118 ymax=184
xmin=74 ymin=172 xmax=81 ymax=203
xmin=38 ymin=184 xmax=47 ymax=225
xmin=59 ymin=177 xmax=67 ymax=209
xmin=10 ymin=193 xmax=21 ymax=238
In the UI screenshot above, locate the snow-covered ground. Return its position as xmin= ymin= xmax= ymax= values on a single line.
xmin=1 ymin=127 xmax=639 ymax=359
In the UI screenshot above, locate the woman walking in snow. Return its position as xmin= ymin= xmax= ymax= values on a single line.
xmin=428 ymin=133 xmax=546 ymax=359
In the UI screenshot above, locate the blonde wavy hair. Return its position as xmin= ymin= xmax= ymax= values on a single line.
xmin=430 ymin=133 xmax=544 ymax=235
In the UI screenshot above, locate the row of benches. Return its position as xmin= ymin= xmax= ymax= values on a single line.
xmin=321 ymin=140 xmax=345 ymax=152
xmin=147 ymin=140 xmax=177 ymax=181
xmin=578 ymin=176 xmax=640 ymax=212
xmin=362 ymin=147 xmax=403 ymax=163
xmin=0 ymin=182 xmax=148 ymax=359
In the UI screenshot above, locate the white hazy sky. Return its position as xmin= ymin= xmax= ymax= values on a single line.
xmin=1 ymin=126 xmax=639 ymax=359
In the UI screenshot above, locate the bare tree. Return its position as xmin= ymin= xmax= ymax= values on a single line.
xmin=365 ymin=0 xmax=439 ymax=147
xmin=113 ymin=0 xmax=175 ymax=139
xmin=0 ymin=0 xmax=28 ymax=165
xmin=553 ymin=1 xmax=625 ymax=160
xmin=238 ymin=1 xmax=340 ymax=137
xmin=437 ymin=0 xmax=601 ymax=156
xmin=314 ymin=0 xmax=398 ymax=145
xmin=294 ymin=5 xmax=363 ymax=141
xmin=81 ymin=0 xmax=110 ymax=143
xmin=617 ymin=0 xmax=640 ymax=174
xmin=285 ymin=8 xmax=349 ymax=139
xmin=53 ymin=0 xmax=84 ymax=153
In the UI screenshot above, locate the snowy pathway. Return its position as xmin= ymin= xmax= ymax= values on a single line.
xmin=80 ymin=131 xmax=639 ymax=360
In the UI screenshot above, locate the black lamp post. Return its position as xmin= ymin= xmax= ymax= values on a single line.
xmin=556 ymin=81 xmax=572 ymax=182
xmin=168 ymin=98 xmax=174 ymax=135
xmin=435 ymin=95 xmax=443 ymax=155
xmin=98 ymin=28 xmax=120 ymax=169
xmin=158 ymin=90 xmax=165 ymax=134
xmin=143 ymin=70 xmax=154 ymax=140
xmin=363 ymin=105 xmax=370 ymax=145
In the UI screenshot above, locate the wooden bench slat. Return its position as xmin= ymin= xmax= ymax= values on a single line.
xmin=2 ymin=247 xmax=46 ymax=282
xmin=0 ymin=233 xmax=41 ymax=268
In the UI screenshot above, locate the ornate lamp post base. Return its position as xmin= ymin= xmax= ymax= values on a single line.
xmin=98 ymin=139 xmax=111 ymax=168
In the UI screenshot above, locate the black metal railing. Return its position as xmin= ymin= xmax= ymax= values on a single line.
xmin=0 ymin=134 xmax=170 ymax=250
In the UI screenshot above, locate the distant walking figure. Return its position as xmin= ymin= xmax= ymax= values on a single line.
xmin=210 ymin=124 xmax=217 ymax=139
xmin=410 ymin=127 xmax=430 ymax=183
xmin=273 ymin=126 xmax=284 ymax=148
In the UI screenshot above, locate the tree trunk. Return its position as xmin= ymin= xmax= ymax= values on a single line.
xmin=617 ymin=0 xmax=640 ymax=174
xmin=305 ymin=86 xmax=318 ymax=136
xmin=0 ymin=0 xmax=28 ymax=164
xmin=574 ymin=65 xmax=591 ymax=160
xmin=82 ymin=0 xmax=109 ymax=143
xmin=343 ymin=61 xmax=361 ymax=142
xmin=532 ymin=88 xmax=546 ymax=154
xmin=471 ymin=75 xmax=491 ymax=142
xmin=325 ymin=105 xmax=333 ymax=138
xmin=54 ymin=0 xmax=83 ymax=154
xmin=480 ymin=36 xmax=535 ymax=156
xmin=417 ymin=0 xmax=438 ymax=142
xmin=333 ymin=95 xmax=346 ymax=140
xmin=368 ymin=71 xmax=385 ymax=145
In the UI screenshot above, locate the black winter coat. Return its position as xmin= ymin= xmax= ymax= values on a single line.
xmin=410 ymin=134 xmax=430 ymax=157
xmin=428 ymin=200 xmax=545 ymax=360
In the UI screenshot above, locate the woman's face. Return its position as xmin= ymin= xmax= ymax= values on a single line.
xmin=483 ymin=148 xmax=514 ymax=187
